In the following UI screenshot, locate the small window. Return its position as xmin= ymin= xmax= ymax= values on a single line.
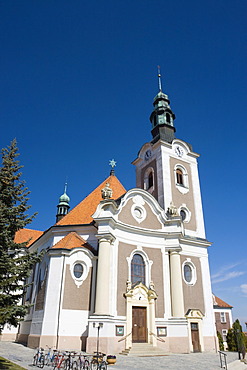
xmin=144 ymin=168 xmax=154 ymax=192
xmin=73 ymin=263 xmax=83 ymax=279
xmin=180 ymin=209 xmax=186 ymax=221
xmin=148 ymin=172 xmax=153 ymax=189
xmin=131 ymin=254 xmax=145 ymax=285
xmin=166 ymin=113 xmax=171 ymax=123
xmin=220 ymin=312 xmax=226 ymax=323
xmin=222 ymin=329 xmax=227 ymax=342
xmin=191 ymin=323 xmax=198 ymax=331
xmin=176 ymin=169 xmax=183 ymax=185
xmin=184 ymin=264 xmax=192 ymax=283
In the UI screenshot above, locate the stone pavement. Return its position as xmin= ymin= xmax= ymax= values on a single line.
xmin=0 ymin=341 xmax=245 ymax=370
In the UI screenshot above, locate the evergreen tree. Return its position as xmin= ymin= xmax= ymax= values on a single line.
xmin=217 ymin=331 xmax=224 ymax=351
xmin=227 ymin=328 xmax=237 ymax=351
xmin=0 ymin=139 xmax=40 ymax=332
xmin=227 ymin=320 xmax=247 ymax=358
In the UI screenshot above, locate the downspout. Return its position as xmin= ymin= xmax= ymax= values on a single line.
xmin=56 ymin=254 xmax=65 ymax=349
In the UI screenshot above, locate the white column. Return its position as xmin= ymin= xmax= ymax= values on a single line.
xmin=94 ymin=235 xmax=113 ymax=315
xmin=170 ymin=251 xmax=184 ymax=317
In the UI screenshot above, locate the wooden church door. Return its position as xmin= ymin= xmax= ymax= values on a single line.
xmin=132 ymin=306 xmax=147 ymax=343
xmin=191 ymin=323 xmax=200 ymax=352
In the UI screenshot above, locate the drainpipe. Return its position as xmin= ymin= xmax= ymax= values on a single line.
xmin=56 ymin=254 xmax=65 ymax=349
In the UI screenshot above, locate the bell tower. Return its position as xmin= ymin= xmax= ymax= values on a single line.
xmin=56 ymin=183 xmax=70 ymax=222
xmin=133 ymin=70 xmax=206 ymax=239
xmin=150 ymin=66 xmax=176 ymax=144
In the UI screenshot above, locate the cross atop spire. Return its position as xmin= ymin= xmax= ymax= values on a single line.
xmin=158 ymin=65 xmax=162 ymax=92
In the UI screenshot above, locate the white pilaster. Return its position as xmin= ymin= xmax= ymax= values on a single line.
xmin=170 ymin=251 xmax=184 ymax=317
xmin=94 ymin=235 xmax=114 ymax=315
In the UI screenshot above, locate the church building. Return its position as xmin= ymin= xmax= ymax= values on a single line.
xmin=11 ymin=75 xmax=217 ymax=354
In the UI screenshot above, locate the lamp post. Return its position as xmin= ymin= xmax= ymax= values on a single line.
xmin=93 ymin=322 xmax=103 ymax=356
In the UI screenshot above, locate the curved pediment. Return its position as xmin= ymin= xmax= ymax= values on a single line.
xmin=117 ymin=189 xmax=166 ymax=230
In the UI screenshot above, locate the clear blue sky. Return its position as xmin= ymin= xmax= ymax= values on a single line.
xmin=1 ymin=1 xmax=246 ymax=327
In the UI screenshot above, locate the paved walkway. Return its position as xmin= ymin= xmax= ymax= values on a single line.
xmin=0 ymin=341 xmax=245 ymax=370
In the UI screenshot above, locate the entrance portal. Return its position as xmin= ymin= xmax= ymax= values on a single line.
xmin=191 ymin=322 xmax=200 ymax=352
xmin=132 ymin=306 xmax=147 ymax=343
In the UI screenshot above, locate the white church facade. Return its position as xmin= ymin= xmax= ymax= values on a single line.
xmin=5 ymin=78 xmax=218 ymax=354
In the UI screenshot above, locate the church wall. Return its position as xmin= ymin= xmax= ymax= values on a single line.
xmin=62 ymin=265 xmax=92 ymax=310
xmin=180 ymin=255 xmax=205 ymax=315
xmin=200 ymin=255 xmax=216 ymax=337
xmin=117 ymin=242 xmax=134 ymax=316
xmin=143 ymin=247 xmax=165 ymax=317
xmin=169 ymin=157 xmax=197 ymax=232
xmin=118 ymin=198 xmax=162 ymax=229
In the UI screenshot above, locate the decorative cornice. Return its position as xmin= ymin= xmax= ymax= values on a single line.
xmin=95 ymin=233 xmax=116 ymax=244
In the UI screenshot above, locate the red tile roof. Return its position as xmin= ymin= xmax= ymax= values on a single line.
xmin=56 ymin=174 xmax=126 ymax=226
xmin=51 ymin=232 xmax=94 ymax=252
xmin=213 ymin=295 xmax=233 ymax=308
xmin=14 ymin=228 xmax=43 ymax=247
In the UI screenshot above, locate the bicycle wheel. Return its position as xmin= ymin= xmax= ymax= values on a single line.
xmin=100 ymin=361 xmax=107 ymax=370
xmin=84 ymin=359 xmax=90 ymax=370
xmin=45 ymin=354 xmax=49 ymax=366
xmin=65 ymin=358 xmax=71 ymax=370
xmin=33 ymin=354 xmax=38 ymax=366
xmin=72 ymin=360 xmax=78 ymax=370
xmin=39 ymin=355 xmax=45 ymax=368
xmin=90 ymin=359 xmax=98 ymax=370
xmin=53 ymin=355 xmax=59 ymax=369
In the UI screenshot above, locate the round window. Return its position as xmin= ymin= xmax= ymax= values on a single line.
xmin=184 ymin=264 xmax=192 ymax=283
xmin=73 ymin=263 xmax=83 ymax=279
xmin=134 ymin=207 xmax=143 ymax=219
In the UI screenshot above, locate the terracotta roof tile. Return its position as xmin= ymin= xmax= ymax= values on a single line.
xmin=14 ymin=228 xmax=43 ymax=247
xmin=56 ymin=175 xmax=126 ymax=226
xmin=213 ymin=294 xmax=233 ymax=308
xmin=51 ymin=232 xmax=94 ymax=252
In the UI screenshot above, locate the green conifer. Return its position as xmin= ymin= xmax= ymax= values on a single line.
xmin=217 ymin=331 xmax=224 ymax=351
xmin=0 ymin=139 xmax=40 ymax=332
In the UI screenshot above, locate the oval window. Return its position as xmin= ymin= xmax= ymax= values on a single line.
xmin=73 ymin=263 xmax=83 ymax=279
xmin=184 ymin=264 xmax=192 ymax=283
xmin=180 ymin=209 xmax=186 ymax=221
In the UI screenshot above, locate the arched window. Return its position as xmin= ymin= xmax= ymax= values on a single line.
xmin=144 ymin=168 xmax=154 ymax=192
xmin=166 ymin=113 xmax=171 ymax=123
xmin=176 ymin=169 xmax=183 ymax=185
xmin=131 ymin=254 xmax=145 ymax=285
xmin=148 ymin=172 xmax=153 ymax=189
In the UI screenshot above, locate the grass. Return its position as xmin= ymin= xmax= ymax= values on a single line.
xmin=0 ymin=356 xmax=26 ymax=370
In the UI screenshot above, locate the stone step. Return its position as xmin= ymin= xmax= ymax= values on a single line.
xmin=120 ymin=343 xmax=168 ymax=357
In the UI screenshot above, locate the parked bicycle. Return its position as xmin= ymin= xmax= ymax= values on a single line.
xmin=74 ymin=353 xmax=90 ymax=370
xmin=53 ymin=350 xmax=78 ymax=369
xmin=33 ymin=347 xmax=45 ymax=368
xmin=64 ymin=351 xmax=78 ymax=370
xmin=91 ymin=352 xmax=107 ymax=370
xmin=53 ymin=351 xmax=67 ymax=369
xmin=45 ymin=346 xmax=58 ymax=366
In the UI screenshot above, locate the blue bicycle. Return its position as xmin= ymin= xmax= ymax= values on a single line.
xmin=33 ymin=347 xmax=45 ymax=368
xmin=45 ymin=346 xmax=58 ymax=366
